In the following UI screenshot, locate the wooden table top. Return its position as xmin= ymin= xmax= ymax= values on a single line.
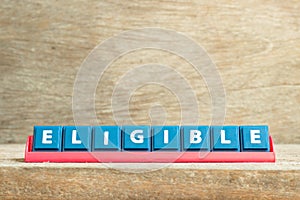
xmin=0 ymin=144 xmax=299 ymax=199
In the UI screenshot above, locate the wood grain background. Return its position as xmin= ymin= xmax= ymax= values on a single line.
xmin=1 ymin=0 xmax=300 ymax=144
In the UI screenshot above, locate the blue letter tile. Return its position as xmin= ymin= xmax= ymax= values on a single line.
xmin=152 ymin=126 xmax=180 ymax=151
xmin=182 ymin=126 xmax=210 ymax=151
xmin=240 ymin=125 xmax=270 ymax=151
xmin=63 ymin=126 xmax=92 ymax=151
xmin=94 ymin=126 xmax=121 ymax=151
xmin=33 ymin=126 xmax=63 ymax=151
xmin=123 ymin=126 xmax=150 ymax=151
xmin=212 ymin=126 xmax=240 ymax=151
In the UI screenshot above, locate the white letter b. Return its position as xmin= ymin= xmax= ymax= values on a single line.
xmin=190 ymin=130 xmax=202 ymax=144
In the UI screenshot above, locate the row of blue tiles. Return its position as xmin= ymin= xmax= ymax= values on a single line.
xmin=33 ymin=125 xmax=270 ymax=152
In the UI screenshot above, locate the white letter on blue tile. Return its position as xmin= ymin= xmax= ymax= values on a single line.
xmin=220 ymin=130 xmax=231 ymax=144
xmin=250 ymin=130 xmax=261 ymax=144
xmin=164 ymin=130 xmax=169 ymax=144
xmin=42 ymin=130 xmax=53 ymax=144
xmin=104 ymin=131 xmax=109 ymax=145
xmin=130 ymin=130 xmax=144 ymax=144
xmin=72 ymin=130 xmax=82 ymax=144
xmin=190 ymin=130 xmax=202 ymax=144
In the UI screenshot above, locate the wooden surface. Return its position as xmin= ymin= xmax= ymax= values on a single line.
xmin=0 ymin=144 xmax=299 ymax=199
xmin=1 ymin=0 xmax=300 ymax=144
